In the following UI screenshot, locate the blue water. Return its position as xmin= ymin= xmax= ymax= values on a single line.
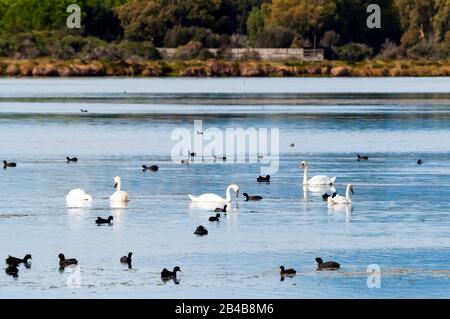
xmin=0 ymin=78 xmax=449 ymax=298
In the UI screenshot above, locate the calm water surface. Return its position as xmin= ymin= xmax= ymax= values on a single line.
xmin=0 ymin=78 xmax=449 ymax=298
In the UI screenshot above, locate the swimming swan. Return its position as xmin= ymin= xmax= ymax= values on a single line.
xmin=328 ymin=184 xmax=353 ymax=205
xmin=66 ymin=189 xmax=93 ymax=202
xmin=299 ymin=161 xmax=336 ymax=186
xmin=110 ymin=176 xmax=130 ymax=202
xmin=189 ymin=184 xmax=239 ymax=203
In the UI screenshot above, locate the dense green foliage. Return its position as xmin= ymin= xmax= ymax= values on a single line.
xmin=0 ymin=0 xmax=448 ymax=60
xmin=333 ymin=42 xmax=374 ymax=61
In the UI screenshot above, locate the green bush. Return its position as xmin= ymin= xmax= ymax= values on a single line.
xmin=438 ymin=31 xmax=450 ymax=58
xmin=173 ymin=41 xmax=204 ymax=60
xmin=163 ymin=26 xmax=196 ymax=48
xmin=254 ymin=26 xmax=294 ymax=48
xmin=333 ymin=43 xmax=373 ymax=61
xmin=406 ymin=37 xmax=439 ymax=60
xmin=197 ymin=48 xmax=215 ymax=60
xmin=0 ymin=31 xmax=160 ymax=61
xmin=163 ymin=26 xmax=227 ymax=48
xmin=118 ymin=41 xmax=160 ymax=60
xmin=377 ymin=39 xmax=401 ymax=60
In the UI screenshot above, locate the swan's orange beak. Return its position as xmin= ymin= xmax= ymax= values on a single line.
xmin=114 ymin=183 xmax=118 ymax=189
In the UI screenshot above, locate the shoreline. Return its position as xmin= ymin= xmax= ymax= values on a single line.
xmin=1 ymin=58 xmax=449 ymax=77
xmin=2 ymin=94 xmax=450 ymax=106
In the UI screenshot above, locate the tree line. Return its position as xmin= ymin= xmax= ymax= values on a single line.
xmin=0 ymin=0 xmax=448 ymax=61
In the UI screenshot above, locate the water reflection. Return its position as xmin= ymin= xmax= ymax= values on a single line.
xmin=67 ymin=208 xmax=90 ymax=218
xmin=110 ymin=201 xmax=128 ymax=209
xmin=302 ymin=185 xmax=336 ymax=201
xmin=189 ymin=201 xmax=239 ymax=211
xmin=66 ymin=200 xmax=92 ymax=209
xmin=328 ymin=204 xmax=352 ymax=223
xmin=189 ymin=202 xmax=222 ymax=211
xmin=110 ymin=208 xmax=126 ymax=226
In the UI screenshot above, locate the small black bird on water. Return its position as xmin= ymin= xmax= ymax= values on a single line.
xmin=142 ymin=165 xmax=159 ymax=172
xmin=161 ymin=266 xmax=181 ymax=279
xmin=357 ymin=154 xmax=369 ymax=161
xmin=3 ymin=161 xmax=16 ymax=168
xmin=5 ymin=254 xmax=32 ymax=265
xmin=322 ymin=192 xmax=337 ymax=201
xmin=214 ymin=205 xmax=227 ymax=213
xmin=66 ymin=157 xmax=78 ymax=163
xmin=280 ymin=266 xmax=296 ymax=276
xmin=243 ymin=193 xmax=263 ymax=201
xmin=120 ymin=252 xmax=133 ymax=264
xmin=315 ymin=257 xmax=340 ymax=270
xmin=417 ymin=159 xmax=424 ymax=165
xmin=194 ymin=225 xmax=208 ymax=236
xmin=257 ymin=175 xmax=270 ymax=182
xmin=80 ymin=109 xmax=88 ymax=113
xmin=209 ymin=213 xmax=221 ymax=222
xmin=95 ymin=216 xmax=113 ymax=225
xmin=58 ymin=253 xmax=78 ymax=268
xmin=5 ymin=262 xmax=19 ymax=277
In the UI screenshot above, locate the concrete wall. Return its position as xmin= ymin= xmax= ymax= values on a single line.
xmin=158 ymin=48 xmax=324 ymax=61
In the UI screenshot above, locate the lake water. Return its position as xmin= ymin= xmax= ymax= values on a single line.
xmin=0 ymin=78 xmax=449 ymax=298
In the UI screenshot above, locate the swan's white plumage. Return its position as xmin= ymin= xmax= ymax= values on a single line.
xmin=189 ymin=193 xmax=225 ymax=202
xmin=306 ymin=184 xmax=336 ymax=193
xmin=189 ymin=184 xmax=239 ymax=203
xmin=110 ymin=176 xmax=129 ymax=202
xmin=300 ymin=161 xmax=336 ymax=185
xmin=110 ymin=191 xmax=129 ymax=202
xmin=189 ymin=201 xmax=225 ymax=210
xmin=66 ymin=189 xmax=93 ymax=202
xmin=307 ymin=175 xmax=336 ymax=185
xmin=329 ymin=184 xmax=353 ymax=205
xmin=330 ymin=195 xmax=351 ymax=204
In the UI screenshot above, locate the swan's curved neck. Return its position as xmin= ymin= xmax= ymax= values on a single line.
xmin=116 ymin=180 xmax=121 ymax=192
xmin=225 ymin=186 xmax=232 ymax=202
xmin=345 ymin=185 xmax=351 ymax=199
xmin=303 ymin=166 xmax=308 ymax=185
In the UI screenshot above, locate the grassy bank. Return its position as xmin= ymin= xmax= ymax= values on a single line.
xmin=1 ymin=58 xmax=449 ymax=77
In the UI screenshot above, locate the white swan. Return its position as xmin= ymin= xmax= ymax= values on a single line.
xmin=329 ymin=184 xmax=353 ymax=205
xmin=189 ymin=184 xmax=239 ymax=203
xmin=66 ymin=189 xmax=93 ymax=202
xmin=300 ymin=161 xmax=336 ymax=185
xmin=110 ymin=176 xmax=129 ymax=202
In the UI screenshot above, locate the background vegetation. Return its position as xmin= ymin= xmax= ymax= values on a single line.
xmin=0 ymin=0 xmax=448 ymax=64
